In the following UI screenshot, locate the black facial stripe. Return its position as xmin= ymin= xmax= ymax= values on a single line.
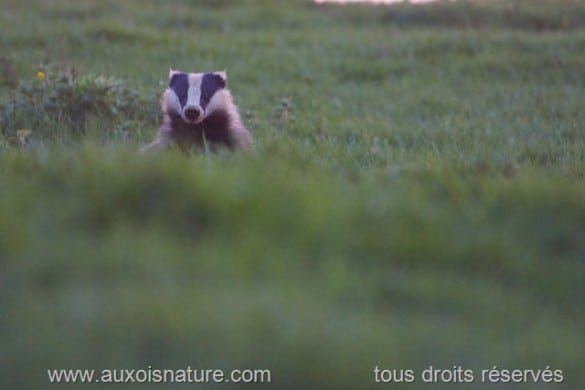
xmin=169 ymin=73 xmax=189 ymax=108
xmin=199 ymin=73 xmax=225 ymax=110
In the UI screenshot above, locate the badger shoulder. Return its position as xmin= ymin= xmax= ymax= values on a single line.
xmin=204 ymin=88 xmax=252 ymax=150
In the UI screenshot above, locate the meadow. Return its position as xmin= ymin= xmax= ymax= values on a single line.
xmin=1 ymin=0 xmax=584 ymax=388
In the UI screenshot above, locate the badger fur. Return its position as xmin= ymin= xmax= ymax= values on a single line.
xmin=142 ymin=69 xmax=252 ymax=153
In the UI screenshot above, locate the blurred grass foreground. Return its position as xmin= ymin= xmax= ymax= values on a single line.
xmin=1 ymin=0 xmax=584 ymax=388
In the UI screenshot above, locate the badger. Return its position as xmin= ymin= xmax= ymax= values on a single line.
xmin=142 ymin=69 xmax=252 ymax=153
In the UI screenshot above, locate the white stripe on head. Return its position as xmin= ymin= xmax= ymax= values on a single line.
xmin=206 ymin=89 xmax=232 ymax=115
xmin=162 ymin=88 xmax=181 ymax=114
xmin=186 ymin=73 xmax=203 ymax=109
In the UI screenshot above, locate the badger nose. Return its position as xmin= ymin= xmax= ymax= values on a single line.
xmin=184 ymin=107 xmax=201 ymax=121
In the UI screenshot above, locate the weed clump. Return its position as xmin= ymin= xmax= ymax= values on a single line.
xmin=0 ymin=65 xmax=157 ymax=140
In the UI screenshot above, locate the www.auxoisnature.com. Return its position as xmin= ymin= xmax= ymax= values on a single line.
xmin=47 ymin=366 xmax=271 ymax=384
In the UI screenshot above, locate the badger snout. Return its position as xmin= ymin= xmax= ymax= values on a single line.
xmin=183 ymin=106 xmax=202 ymax=123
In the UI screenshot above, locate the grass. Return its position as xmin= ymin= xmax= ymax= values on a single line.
xmin=1 ymin=0 xmax=584 ymax=388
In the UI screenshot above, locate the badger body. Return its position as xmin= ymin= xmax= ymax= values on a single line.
xmin=142 ymin=69 xmax=252 ymax=153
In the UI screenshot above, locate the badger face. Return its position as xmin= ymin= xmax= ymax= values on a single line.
xmin=164 ymin=69 xmax=227 ymax=124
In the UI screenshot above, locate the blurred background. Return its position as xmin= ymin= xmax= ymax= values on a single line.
xmin=1 ymin=0 xmax=584 ymax=388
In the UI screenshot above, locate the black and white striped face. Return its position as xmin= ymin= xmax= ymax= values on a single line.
xmin=165 ymin=69 xmax=227 ymax=124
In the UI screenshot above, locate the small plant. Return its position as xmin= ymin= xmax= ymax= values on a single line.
xmin=0 ymin=64 xmax=157 ymax=141
xmin=272 ymin=97 xmax=295 ymax=130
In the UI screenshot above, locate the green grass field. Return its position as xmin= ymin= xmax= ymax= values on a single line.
xmin=1 ymin=0 xmax=584 ymax=388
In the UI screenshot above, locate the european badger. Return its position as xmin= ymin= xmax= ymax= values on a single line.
xmin=142 ymin=69 xmax=252 ymax=153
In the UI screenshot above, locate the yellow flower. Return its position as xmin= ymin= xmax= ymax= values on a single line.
xmin=37 ymin=70 xmax=45 ymax=81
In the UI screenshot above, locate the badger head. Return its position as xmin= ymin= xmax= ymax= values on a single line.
xmin=163 ymin=69 xmax=228 ymax=124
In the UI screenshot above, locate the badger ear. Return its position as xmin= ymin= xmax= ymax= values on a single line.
xmin=214 ymin=71 xmax=227 ymax=88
